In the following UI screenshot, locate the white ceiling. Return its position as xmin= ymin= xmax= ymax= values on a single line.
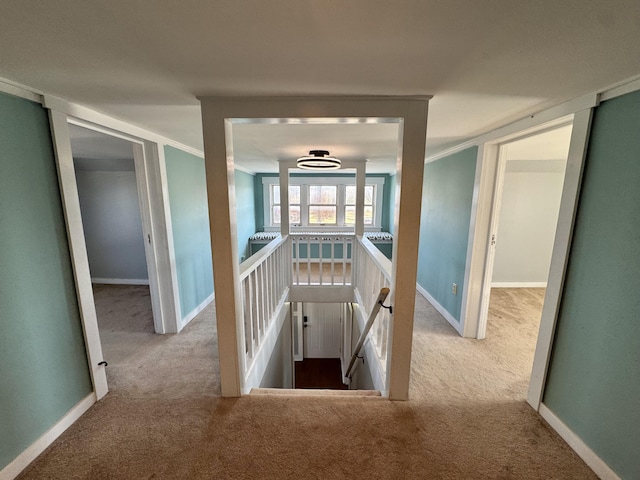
xmin=232 ymin=123 xmax=400 ymax=173
xmin=2 ymin=1 xmax=640 ymax=173
xmin=503 ymin=124 xmax=573 ymax=161
xmin=70 ymin=124 xmax=135 ymax=171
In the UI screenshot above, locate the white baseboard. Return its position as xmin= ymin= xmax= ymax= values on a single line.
xmin=179 ymin=291 xmax=215 ymax=331
xmin=491 ymin=282 xmax=547 ymax=288
xmin=91 ymin=278 xmax=150 ymax=285
xmin=539 ymin=403 xmax=621 ymax=480
xmin=0 ymin=393 xmax=96 ymax=480
xmin=415 ymin=283 xmax=463 ymax=336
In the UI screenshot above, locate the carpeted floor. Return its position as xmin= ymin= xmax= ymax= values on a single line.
xmin=16 ymin=286 xmax=597 ymax=479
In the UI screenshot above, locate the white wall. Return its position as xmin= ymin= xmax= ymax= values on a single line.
xmin=259 ymin=313 xmax=293 ymax=389
xmin=75 ymin=162 xmax=149 ymax=283
xmin=492 ymin=160 xmax=565 ymax=286
xmin=349 ymin=315 xmax=375 ymax=390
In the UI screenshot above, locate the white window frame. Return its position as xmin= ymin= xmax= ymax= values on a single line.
xmin=262 ymin=176 xmax=385 ymax=232
xmin=344 ymin=184 xmax=376 ymax=227
xmin=271 ymin=184 xmax=301 ymax=225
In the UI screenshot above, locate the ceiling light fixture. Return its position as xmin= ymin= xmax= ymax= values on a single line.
xmin=296 ymin=150 xmax=341 ymax=170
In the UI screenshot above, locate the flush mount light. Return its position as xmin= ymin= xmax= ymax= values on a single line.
xmin=296 ymin=150 xmax=341 ymax=170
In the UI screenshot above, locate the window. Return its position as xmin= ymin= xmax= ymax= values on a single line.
xmin=271 ymin=185 xmax=300 ymax=224
xmin=263 ymin=176 xmax=385 ymax=231
xmin=345 ymin=185 xmax=374 ymax=225
xmin=308 ymin=185 xmax=337 ymax=224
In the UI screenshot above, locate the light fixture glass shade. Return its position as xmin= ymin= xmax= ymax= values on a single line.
xmin=296 ymin=150 xmax=341 ymax=170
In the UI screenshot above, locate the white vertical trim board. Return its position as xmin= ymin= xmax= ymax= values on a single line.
xmin=415 ymin=283 xmax=464 ymax=336
xmin=48 ymin=110 xmax=109 ymax=400
xmin=459 ymin=144 xmax=499 ymax=338
xmin=527 ymin=108 xmax=594 ymax=409
xmin=152 ymin=143 xmax=183 ymax=333
xmin=0 ymin=393 xmax=96 ymax=480
xmin=134 ymin=142 xmax=170 ymax=334
xmin=539 ymin=404 xmax=621 ymax=480
xmin=474 ymin=143 xmax=510 ymax=340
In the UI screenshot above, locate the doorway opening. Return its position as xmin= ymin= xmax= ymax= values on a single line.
xmin=295 ymin=302 xmax=346 ymax=390
xmin=291 ymin=302 xmax=375 ymax=391
xmin=479 ymin=121 xmax=574 ymax=379
xmin=69 ymin=123 xmax=158 ymax=392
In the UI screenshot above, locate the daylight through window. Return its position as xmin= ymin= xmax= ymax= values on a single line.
xmin=265 ymin=177 xmax=384 ymax=231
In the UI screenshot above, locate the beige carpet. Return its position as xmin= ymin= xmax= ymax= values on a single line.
xmin=17 ymin=286 xmax=597 ymax=479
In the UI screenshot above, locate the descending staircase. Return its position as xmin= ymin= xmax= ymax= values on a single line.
xmin=250 ymin=388 xmax=381 ymax=397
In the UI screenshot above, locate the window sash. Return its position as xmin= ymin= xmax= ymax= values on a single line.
xmin=263 ymin=176 xmax=385 ymax=230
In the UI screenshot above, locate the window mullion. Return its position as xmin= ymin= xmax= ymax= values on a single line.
xmin=300 ymin=184 xmax=309 ymax=227
xmin=337 ymin=184 xmax=346 ymax=227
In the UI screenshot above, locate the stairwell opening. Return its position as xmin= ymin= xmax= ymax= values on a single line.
xmin=253 ymin=301 xmax=379 ymax=394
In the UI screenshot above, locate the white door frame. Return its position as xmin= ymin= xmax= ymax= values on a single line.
xmin=474 ymin=118 xmax=575 ymax=339
xmin=200 ymin=95 xmax=430 ymax=399
xmin=473 ymin=142 xmax=509 ymax=340
xmin=66 ymin=119 xmax=168 ymax=334
xmin=527 ymin=108 xmax=594 ymax=409
xmin=48 ymin=111 xmax=109 ymax=399
xmin=46 ymin=106 xmax=184 ymax=397
xmin=458 ymin=108 xmax=594 ymax=409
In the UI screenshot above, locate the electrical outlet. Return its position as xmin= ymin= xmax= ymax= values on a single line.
xmin=452 ymin=283 xmax=457 ymax=295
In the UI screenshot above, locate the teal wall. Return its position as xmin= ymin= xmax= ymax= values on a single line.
xmin=164 ymin=146 xmax=214 ymax=319
xmin=235 ymin=170 xmax=257 ymax=261
xmin=253 ymin=173 xmax=393 ymax=231
xmin=378 ymin=174 xmax=392 ymax=232
xmin=543 ymin=91 xmax=640 ymax=480
xmin=0 ymin=93 xmax=92 ymax=470
xmin=254 ymin=173 xmax=271 ymax=231
xmin=417 ymin=148 xmax=477 ymax=321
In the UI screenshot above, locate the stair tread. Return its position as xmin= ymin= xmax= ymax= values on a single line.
xmin=250 ymin=388 xmax=382 ymax=397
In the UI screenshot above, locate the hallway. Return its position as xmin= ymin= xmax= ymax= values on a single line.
xmin=17 ymin=287 xmax=595 ymax=479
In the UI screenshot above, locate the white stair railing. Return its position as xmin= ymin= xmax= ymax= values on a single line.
xmin=238 ymin=233 xmax=392 ymax=394
xmin=238 ymin=235 xmax=291 ymax=377
xmin=290 ymin=233 xmax=353 ymax=286
xmin=352 ymin=236 xmax=393 ymax=390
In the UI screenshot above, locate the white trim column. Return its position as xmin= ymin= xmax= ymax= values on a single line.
xmin=201 ymin=113 xmax=244 ymax=397
xmin=355 ymin=161 xmax=366 ymax=237
xmin=388 ymin=102 xmax=429 ymax=400
xmin=278 ymin=161 xmax=290 ymax=236
xmin=198 ymin=96 xmax=431 ymax=399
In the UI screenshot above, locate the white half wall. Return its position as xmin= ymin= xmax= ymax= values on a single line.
xmin=492 ymin=160 xmax=565 ymax=285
